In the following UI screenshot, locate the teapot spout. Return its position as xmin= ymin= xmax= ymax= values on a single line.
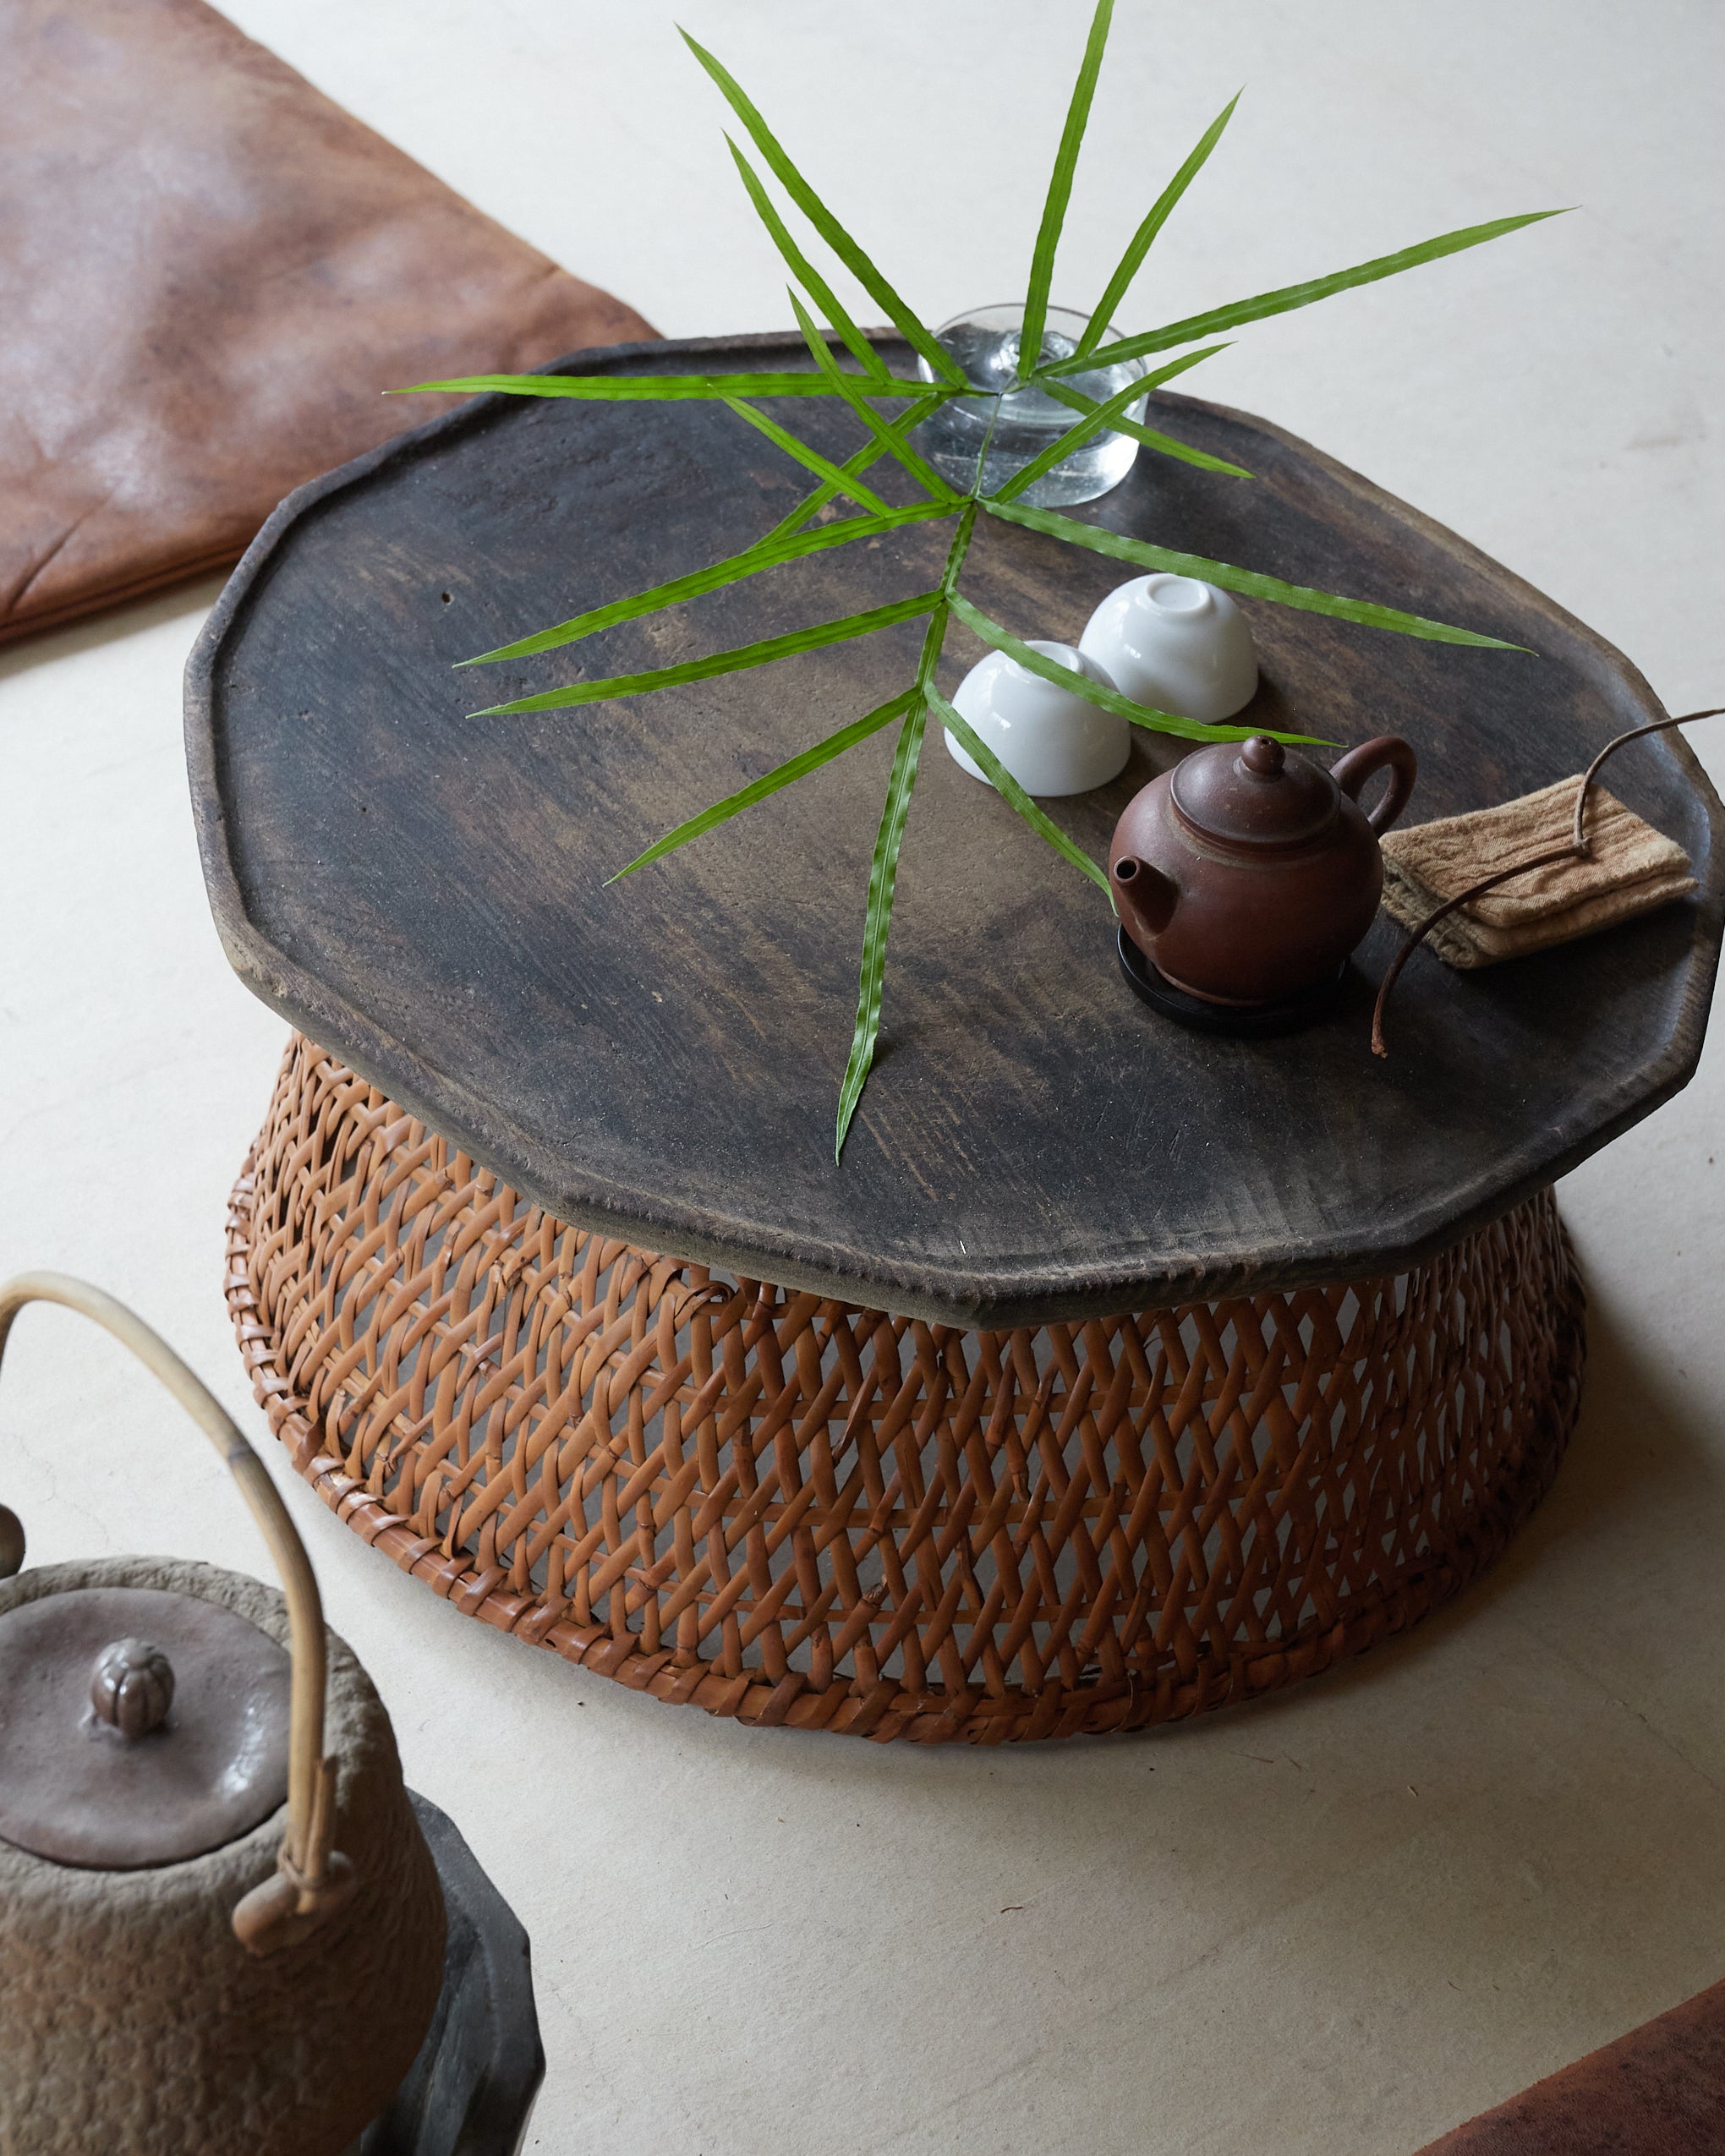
xmin=1111 ymin=856 xmax=1178 ymax=943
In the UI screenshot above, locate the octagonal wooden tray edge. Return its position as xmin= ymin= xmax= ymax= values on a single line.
xmin=185 ymin=334 xmax=1725 ymax=1327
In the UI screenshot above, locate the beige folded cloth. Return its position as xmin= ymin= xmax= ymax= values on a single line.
xmin=1380 ymin=776 xmax=1695 ymax=968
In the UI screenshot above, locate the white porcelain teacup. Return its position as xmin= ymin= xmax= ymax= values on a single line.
xmin=943 ymin=642 xmax=1129 ymax=797
xmin=1078 ymin=573 xmax=1258 ymax=725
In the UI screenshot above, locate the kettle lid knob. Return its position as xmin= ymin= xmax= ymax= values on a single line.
xmin=1240 ymin=735 xmax=1285 ymax=778
xmin=90 ymin=1636 xmax=175 ymax=1739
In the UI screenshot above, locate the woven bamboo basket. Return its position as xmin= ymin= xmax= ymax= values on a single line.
xmin=227 ymin=1036 xmax=1585 ymax=1744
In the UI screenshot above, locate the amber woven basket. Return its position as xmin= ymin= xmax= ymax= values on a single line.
xmin=227 ymin=1037 xmax=1585 ymax=1744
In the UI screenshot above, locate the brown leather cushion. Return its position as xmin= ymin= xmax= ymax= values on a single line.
xmin=1416 ymin=1979 xmax=1725 ymax=2153
xmin=0 ymin=0 xmax=655 ymax=644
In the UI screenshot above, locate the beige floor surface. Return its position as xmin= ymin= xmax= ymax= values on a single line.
xmin=2 ymin=4 xmax=1722 ymax=2151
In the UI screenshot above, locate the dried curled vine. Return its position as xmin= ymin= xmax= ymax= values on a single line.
xmin=1372 ymin=709 xmax=1723 ymax=1056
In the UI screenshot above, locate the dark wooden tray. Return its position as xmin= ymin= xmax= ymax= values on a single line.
xmin=186 ymin=332 xmax=1722 ymax=1326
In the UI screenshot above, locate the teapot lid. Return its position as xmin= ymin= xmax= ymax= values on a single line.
xmin=1170 ymin=734 xmax=1338 ymax=849
xmin=0 ymin=1584 xmax=290 ymax=1870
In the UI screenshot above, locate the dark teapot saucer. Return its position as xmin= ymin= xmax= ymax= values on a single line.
xmin=1115 ymin=927 xmax=1348 ymax=1038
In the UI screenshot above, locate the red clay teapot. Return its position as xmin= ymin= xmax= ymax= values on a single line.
xmin=1109 ymin=732 xmax=1417 ymax=1006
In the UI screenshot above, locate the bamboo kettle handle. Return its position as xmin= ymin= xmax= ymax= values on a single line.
xmin=0 ymin=1272 xmax=356 ymax=1956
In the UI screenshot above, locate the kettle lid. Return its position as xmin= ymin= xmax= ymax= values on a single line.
xmin=1170 ymin=734 xmax=1338 ymax=848
xmin=0 ymin=1584 xmax=290 ymax=1870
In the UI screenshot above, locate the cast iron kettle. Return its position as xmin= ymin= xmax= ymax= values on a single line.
xmin=0 ymin=1273 xmax=446 ymax=2156
xmin=1109 ymin=732 xmax=1418 ymax=1004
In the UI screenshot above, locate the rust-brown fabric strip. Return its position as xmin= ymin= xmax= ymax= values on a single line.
xmin=1415 ymin=1978 xmax=1725 ymax=2153
xmin=0 ymin=0 xmax=656 ymax=646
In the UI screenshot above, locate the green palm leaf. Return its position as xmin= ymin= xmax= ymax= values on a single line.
xmin=757 ymin=390 xmax=953 ymax=546
xmin=1039 ymin=377 xmax=1253 ymax=477
xmin=924 ymin=682 xmax=1109 ymax=894
xmin=992 ymin=342 xmax=1237 ymax=501
xmin=833 ymin=511 xmax=978 ymax=1156
xmin=392 ymin=370 xmax=912 ymax=401
xmin=470 ymin=591 xmax=942 ymax=717
xmin=1043 ymin=209 xmax=1569 ymax=377
xmin=720 ymin=395 xmax=891 ymax=513
xmin=1071 ymin=91 xmax=1241 ymax=364
xmin=1020 ymin=0 xmax=1114 ymax=375
xmin=726 ymin=139 xmax=894 ymax=387
xmin=786 ymin=291 xmax=961 ymax=504
xmin=980 ymin=497 xmax=1527 ymax=648
xmin=463 ymin=501 xmax=955 ymax=667
xmin=609 ymin=688 xmax=917 ymax=882
xmin=834 ymin=694 xmax=928 ymax=1159
xmin=680 ymin=30 xmax=967 ymax=390
xmin=408 ymin=25 xmax=1563 ymax=1167
xmin=947 ymin=592 xmax=1330 ymax=743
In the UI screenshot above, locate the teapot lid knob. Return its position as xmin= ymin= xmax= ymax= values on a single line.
xmin=90 ymin=1636 xmax=175 ymax=1740
xmin=1240 ymin=735 xmax=1285 ymax=778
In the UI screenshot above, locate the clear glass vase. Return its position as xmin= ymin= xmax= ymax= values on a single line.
xmin=913 ymin=302 xmax=1147 ymax=506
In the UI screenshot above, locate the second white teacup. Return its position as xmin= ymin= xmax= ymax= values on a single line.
xmin=1078 ymin=573 xmax=1258 ymax=725
xmin=944 ymin=642 xmax=1129 ymax=797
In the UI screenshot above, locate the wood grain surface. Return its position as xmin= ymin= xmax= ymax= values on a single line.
xmin=185 ymin=332 xmax=1723 ymax=1326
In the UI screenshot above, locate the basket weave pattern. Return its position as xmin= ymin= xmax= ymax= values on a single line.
xmin=227 ymin=1037 xmax=1585 ymax=1743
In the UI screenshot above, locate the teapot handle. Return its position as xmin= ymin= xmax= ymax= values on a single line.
xmin=1330 ymin=735 xmax=1418 ymax=835
xmin=0 ymin=1272 xmax=355 ymax=1958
